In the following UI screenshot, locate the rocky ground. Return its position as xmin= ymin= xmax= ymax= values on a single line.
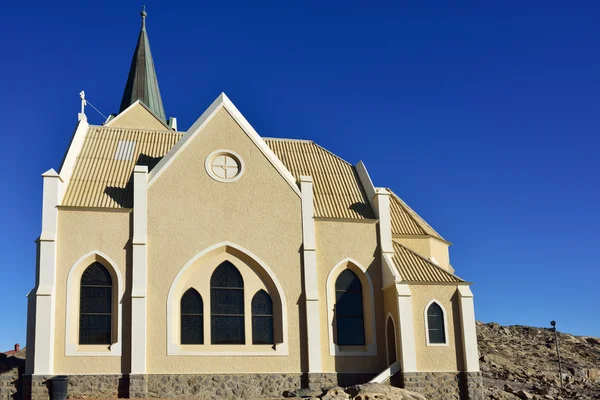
xmin=477 ymin=322 xmax=600 ymax=399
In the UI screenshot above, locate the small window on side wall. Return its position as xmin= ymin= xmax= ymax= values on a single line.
xmin=426 ymin=302 xmax=446 ymax=344
xmin=181 ymin=288 xmax=203 ymax=344
xmin=252 ymin=290 xmax=274 ymax=345
xmin=79 ymin=262 xmax=113 ymax=345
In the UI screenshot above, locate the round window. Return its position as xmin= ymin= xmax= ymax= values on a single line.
xmin=205 ymin=150 xmax=244 ymax=182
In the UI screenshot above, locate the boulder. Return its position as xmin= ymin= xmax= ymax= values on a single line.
xmin=345 ymin=383 xmax=427 ymax=400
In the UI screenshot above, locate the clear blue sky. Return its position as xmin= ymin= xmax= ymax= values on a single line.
xmin=0 ymin=1 xmax=598 ymax=351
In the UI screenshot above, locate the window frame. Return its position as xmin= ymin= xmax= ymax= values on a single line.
xmin=326 ymin=258 xmax=377 ymax=356
xmin=333 ymin=269 xmax=366 ymax=346
xmin=210 ymin=261 xmax=245 ymax=345
xmin=180 ymin=288 xmax=204 ymax=345
xmin=65 ymin=251 xmax=123 ymax=357
xmin=251 ymin=289 xmax=274 ymax=345
xmin=424 ymin=299 xmax=450 ymax=347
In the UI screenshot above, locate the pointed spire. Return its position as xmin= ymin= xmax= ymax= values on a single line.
xmin=119 ymin=6 xmax=166 ymax=121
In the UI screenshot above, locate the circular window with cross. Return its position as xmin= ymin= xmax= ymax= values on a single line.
xmin=205 ymin=150 xmax=245 ymax=182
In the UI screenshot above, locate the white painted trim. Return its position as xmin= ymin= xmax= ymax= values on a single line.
xmin=131 ymin=166 xmax=148 ymax=373
xmin=57 ymin=120 xmax=89 ymax=203
xmin=300 ymin=175 xmax=322 ymax=372
xmin=355 ymin=161 xmax=376 ymax=212
xmin=166 ymin=241 xmax=289 ymax=356
xmin=326 ymin=258 xmax=377 ymax=356
xmin=395 ymin=283 xmax=417 ymax=372
xmin=65 ymin=251 xmax=124 ymax=356
xmin=385 ymin=312 xmax=398 ymax=366
xmin=424 ymin=299 xmax=450 ymax=347
xmin=204 ymin=149 xmax=246 ymax=183
xmin=147 ymin=93 xmax=301 ymax=197
xmin=374 ymin=188 xmax=393 ymax=255
xmin=33 ymin=171 xmax=62 ymax=374
xmin=105 ymin=99 xmax=171 ymax=130
xmin=369 ymin=361 xmax=401 ymax=384
xmin=458 ymin=286 xmax=480 ymax=372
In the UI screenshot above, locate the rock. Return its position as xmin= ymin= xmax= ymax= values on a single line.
xmin=345 ymin=383 xmax=427 ymax=400
xmin=588 ymin=368 xmax=600 ymax=382
xmin=322 ymin=387 xmax=350 ymax=400
xmin=515 ymin=390 xmax=533 ymax=399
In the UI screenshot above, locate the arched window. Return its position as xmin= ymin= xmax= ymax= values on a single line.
xmin=181 ymin=289 xmax=203 ymax=344
xmin=334 ymin=269 xmax=365 ymax=346
xmin=210 ymin=261 xmax=244 ymax=344
xmin=79 ymin=262 xmax=112 ymax=345
xmin=252 ymin=290 xmax=274 ymax=345
xmin=426 ymin=302 xmax=446 ymax=344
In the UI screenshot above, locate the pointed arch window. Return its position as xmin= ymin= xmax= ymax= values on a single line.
xmin=334 ymin=269 xmax=365 ymax=346
xmin=79 ymin=262 xmax=112 ymax=345
xmin=181 ymin=289 xmax=203 ymax=344
xmin=426 ymin=302 xmax=446 ymax=344
xmin=211 ymin=261 xmax=245 ymax=344
xmin=252 ymin=290 xmax=274 ymax=345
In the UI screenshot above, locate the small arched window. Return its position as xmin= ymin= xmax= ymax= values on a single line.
xmin=252 ymin=290 xmax=274 ymax=345
xmin=181 ymin=288 xmax=203 ymax=344
xmin=334 ymin=269 xmax=365 ymax=346
xmin=211 ymin=261 xmax=244 ymax=344
xmin=79 ymin=262 xmax=112 ymax=345
xmin=426 ymin=302 xmax=446 ymax=344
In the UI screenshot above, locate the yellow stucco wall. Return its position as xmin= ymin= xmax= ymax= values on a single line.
xmin=54 ymin=209 xmax=130 ymax=374
xmin=146 ymin=108 xmax=303 ymax=373
xmin=410 ymin=284 xmax=463 ymax=372
xmin=315 ymin=219 xmax=387 ymax=373
xmin=107 ymin=102 xmax=168 ymax=130
xmin=394 ymin=237 xmax=451 ymax=271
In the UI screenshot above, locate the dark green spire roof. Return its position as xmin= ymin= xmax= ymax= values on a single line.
xmin=119 ymin=7 xmax=166 ymax=121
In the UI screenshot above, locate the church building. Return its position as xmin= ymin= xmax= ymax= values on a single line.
xmin=26 ymin=9 xmax=483 ymax=400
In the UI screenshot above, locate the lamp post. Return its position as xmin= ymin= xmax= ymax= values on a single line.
xmin=550 ymin=320 xmax=563 ymax=390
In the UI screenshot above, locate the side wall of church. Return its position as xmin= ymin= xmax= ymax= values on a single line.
xmin=145 ymin=108 xmax=304 ymax=373
xmin=54 ymin=209 xmax=131 ymax=374
xmin=410 ymin=284 xmax=464 ymax=372
xmin=315 ymin=219 xmax=387 ymax=373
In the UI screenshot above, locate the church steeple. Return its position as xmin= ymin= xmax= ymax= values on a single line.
xmin=119 ymin=7 xmax=166 ymax=121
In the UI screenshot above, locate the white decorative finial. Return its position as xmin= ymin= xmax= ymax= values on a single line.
xmin=79 ymin=91 xmax=87 ymax=121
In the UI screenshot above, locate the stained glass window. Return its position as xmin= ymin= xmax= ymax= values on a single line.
xmin=427 ymin=302 xmax=446 ymax=344
xmin=79 ymin=262 xmax=112 ymax=345
xmin=334 ymin=269 xmax=365 ymax=346
xmin=252 ymin=290 xmax=274 ymax=345
xmin=181 ymin=288 xmax=203 ymax=344
xmin=211 ymin=261 xmax=245 ymax=344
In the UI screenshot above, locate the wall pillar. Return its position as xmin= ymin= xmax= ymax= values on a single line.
xmin=395 ymin=283 xmax=418 ymax=372
xmin=131 ymin=166 xmax=148 ymax=374
xmin=299 ymin=176 xmax=323 ymax=377
xmin=31 ymin=169 xmax=62 ymax=375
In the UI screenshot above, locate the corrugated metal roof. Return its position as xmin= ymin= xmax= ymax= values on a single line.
xmin=392 ymin=241 xmax=463 ymax=283
xmin=62 ymin=126 xmax=182 ymax=208
xmin=264 ymin=138 xmax=374 ymax=220
xmin=388 ymin=190 xmax=444 ymax=240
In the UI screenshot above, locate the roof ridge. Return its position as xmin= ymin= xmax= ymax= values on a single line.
xmin=91 ymin=125 xmax=182 ymax=134
xmin=262 ymin=137 xmax=313 ymax=143
xmin=388 ymin=189 xmax=445 ymax=240
xmin=392 ymin=241 xmax=465 ymax=282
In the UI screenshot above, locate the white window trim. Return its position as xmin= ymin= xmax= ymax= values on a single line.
xmin=385 ymin=312 xmax=398 ymax=366
xmin=204 ymin=149 xmax=245 ymax=183
xmin=326 ymin=258 xmax=377 ymax=356
xmin=65 ymin=251 xmax=123 ymax=356
xmin=424 ymin=299 xmax=450 ymax=347
xmin=166 ymin=241 xmax=289 ymax=356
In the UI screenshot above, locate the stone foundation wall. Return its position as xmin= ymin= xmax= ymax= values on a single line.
xmin=402 ymin=372 xmax=484 ymax=400
xmin=23 ymin=372 xmax=483 ymax=399
xmin=0 ymin=368 xmax=19 ymax=400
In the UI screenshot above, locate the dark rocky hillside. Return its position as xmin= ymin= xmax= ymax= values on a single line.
xmin=477 ymin=322 xmax=600 ymax=399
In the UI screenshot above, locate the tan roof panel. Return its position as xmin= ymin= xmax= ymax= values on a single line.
xmin=62 ymin=126 xmax=183 ymax=208
xmin=264 ymin=139 xmax=374 ymax=220
xmin=388 ymin=190 xmax=444 ymax=240
xmin=392 ymin=241 xmax=463 ymax=283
